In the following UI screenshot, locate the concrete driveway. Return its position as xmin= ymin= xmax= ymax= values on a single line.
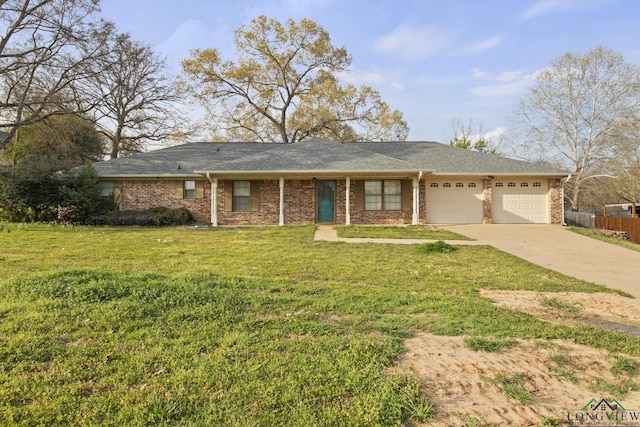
xmin=440 ymin=224 xmax=640 ymax=299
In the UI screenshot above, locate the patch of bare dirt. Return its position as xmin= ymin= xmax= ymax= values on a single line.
xmin=400 ymin=291 xmax=640 ymax=426
xmin=478 ymin=289 xmax=640 ymax=333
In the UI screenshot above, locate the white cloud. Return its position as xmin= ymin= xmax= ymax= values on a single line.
xmin=495 ymin=70 xmax=525 ymax=82
xmin=470 ymin=70 xmax=540 ymax=98
xmin=483 ymin=127 xmax=506 ymax=143
xmin=456 ymin=36 xmax=503 ymax=55
xmin=520 ymin=0 xmax=606 ymax=19
xmin=470 ymin=68 xmax=491 ymax=79
xmin=336 ymin=70 xmax=385 ymax=85
xmin=470 ymin=82 xmax=525 ymax=98
xmin=389 ymin=81 xmax=404 ymax=91
xmin=337 ymin=70 xmax=404 ymax=92
xmin=521 ymin=0 xmax=563 ymax=19
xmin=374 ymin=23 xmax=452 ymax=60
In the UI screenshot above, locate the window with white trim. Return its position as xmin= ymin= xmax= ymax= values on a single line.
xmin=520 ymin=182 xmax=529 ymax=187
xmin=443 ymin=182 xmax=451 ymax=188
xmin=365 ymin=180 xmax=401 ymax=210
xmin=455 ymin=182 xmax=464 ymax=188
xmin=101 ymin=181 xmax=115 ymax=197
xmin=430 ymin=182 xmax=438 ymax=188
xmin=495 ymin=182 xmax=503 ymax=187
xmin=508 ymin=182 xmax=516 ymax=187
xmin=468 ymin=182 xmax=477 ymax=188
xmin=233 ymin=181 xmax=251 ymax=211
xmin=533 ymin=182 xmax=542 ymax=187
xmin=183 ymin=180 xmax=196 ymax=198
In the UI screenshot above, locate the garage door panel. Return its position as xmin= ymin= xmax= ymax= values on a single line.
xmin=426 ymin=180 xmax=483 ymax=224
xmin=492 ymin=179 xmax=548 ymax=224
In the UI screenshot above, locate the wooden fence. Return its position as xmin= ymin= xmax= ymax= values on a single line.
xmin=595 ymin=216 xmax=640 ymax=243
xmin=564 ymin=211 xmax=595 ymax=228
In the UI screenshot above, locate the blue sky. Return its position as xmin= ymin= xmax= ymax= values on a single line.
xmin=100 ymin=0 xmax=640 ymax=144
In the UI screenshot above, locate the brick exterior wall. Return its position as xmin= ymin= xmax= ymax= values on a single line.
xmin=348 ymin=185 xmax=414 ymax=225
xmin=217 ymin=179 xmax=317 ymax=226
xmin=548 ymin=178 xmax=564 ymax=224
xmin=483 ymin=178 xmax=493 ymax=224
xmin=109 ymin=176 xmax=564 ymax=226
xmin=115 ymin=179 xmax=211 ymax=223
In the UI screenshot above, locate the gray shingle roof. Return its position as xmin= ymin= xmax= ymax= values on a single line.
xmin=93 ymin=138 xmax=568 ymax=178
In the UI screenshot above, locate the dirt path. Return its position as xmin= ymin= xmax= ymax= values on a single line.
xmin=400 ymin=290 xmax=640 ymax=426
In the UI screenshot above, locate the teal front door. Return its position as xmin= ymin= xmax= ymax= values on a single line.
xmin=317 ymin=181 xmax=335 ymax=223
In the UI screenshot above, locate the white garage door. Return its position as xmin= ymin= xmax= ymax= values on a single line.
xmin=425 ymin=180 xmax=484 ymax=224
xmin=492 ymin=179 xmax=548 ymax=224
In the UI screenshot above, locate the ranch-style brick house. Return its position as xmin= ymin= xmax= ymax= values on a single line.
xmin=92 ymin=138 xmax=569 ymax=226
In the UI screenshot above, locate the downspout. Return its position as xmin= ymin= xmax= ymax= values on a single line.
xmin=279 ymin=177 xmax=284 ymax=226
xmin=207 ymin=173 xmax=218 ymax=227
xmin=345 ymin=177 xmax=351 ymax=225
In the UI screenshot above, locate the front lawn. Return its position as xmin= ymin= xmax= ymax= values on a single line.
xmin=0 ymin=224 xmax=634 ymax=426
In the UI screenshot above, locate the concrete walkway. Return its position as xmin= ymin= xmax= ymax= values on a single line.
xmin=314 ymin=224 xmax=640 ymax=298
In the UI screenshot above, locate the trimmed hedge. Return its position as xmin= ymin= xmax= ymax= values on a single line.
xmin=87 ymin=207 xmax=193 ymax=226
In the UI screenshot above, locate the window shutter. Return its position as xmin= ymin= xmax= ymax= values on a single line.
xmin=196 ymin=181 xmax=205 ymax=199
xmin=401 ymin=179 xmax=412 ymax=210
xmin=114 ymin=182 xmax=123 ymax=206
xmin=250 ymin=180 xmax=260 ymax=212
xmin=223 ymin=181 xmax=232 ymax=212
xmin=353 ymin=180 xmax=364 ymax=211
xmin=174 ymin=181 xmax=184 ymax=199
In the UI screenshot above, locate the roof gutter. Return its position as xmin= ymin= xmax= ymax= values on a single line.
xmin=193 ymin=169 xmax=432 ymax=176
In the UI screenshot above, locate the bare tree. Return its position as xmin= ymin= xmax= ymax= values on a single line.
xmin=0 ymin=0 xmax=110 ymax=150
xmin=602 ymin=117 xmax=640 ymax=204
xmin=179 ymin=15 xmax=408 ymax=143
xmin=448 ymin=115 xmax=499 ymax=153
xmin=85 ymin=31 xmax=186 ymax=158
xmin=512 ymin=46 xmax=640 ymax=210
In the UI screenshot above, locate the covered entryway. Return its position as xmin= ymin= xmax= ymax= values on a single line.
xmin=425 ymin=179 xmax=484 ymax=224
xmin=317 ymin=181 xmax=335 ymax=223
xmin=492 ymin=179 xmax=548 ymax=224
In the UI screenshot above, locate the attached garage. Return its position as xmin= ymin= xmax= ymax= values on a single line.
xmin=425 ymin=179 xmax=484 ymax=224
xmin=492 ymin=179 xmax=548 ymax=224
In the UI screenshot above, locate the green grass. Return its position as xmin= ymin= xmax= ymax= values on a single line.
xmin=491 ymin=373 xmax=533 ymax=404
xmin=590 ymin=378 xmax=639 ymax=399
xmin=569 ymin=226 xmax=640 ymax=252
xmin=461 ymin=416 xmax=488 ymax=426
xmin=612 ymin=355 xmax=638 ymax=375
xmin=547 ymin=352 xmax=579 ymax=383
xmin=336 ymin=224 xmax=471 ymax=240
xmin=464 ymin=336 xmax=517 ymax=353
xmin=415 ymin=240 xmax=456 ymax=254
xmin=0 ymin=223 xmax=638 ymax=425
xmin=539 ymin=296 xmax=579 ymax=316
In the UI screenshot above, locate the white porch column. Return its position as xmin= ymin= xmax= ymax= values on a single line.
xmin=211 ymin=177 xmax=218 ymax=227
xmin=412 ymin=176 xmax=419 ymax=225
xmin=279 ymin=177 xmax=285 ymax=226
xmin=345 ymin=177 xmax=351 ymax=225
